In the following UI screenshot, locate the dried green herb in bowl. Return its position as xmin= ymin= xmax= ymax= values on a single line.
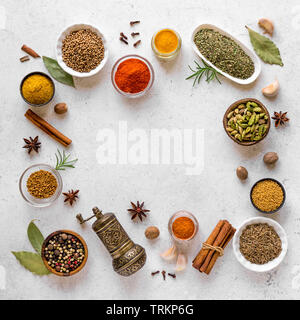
xmin=223 ymin=98 xmax=270 ymax=146
xmin=194 ymin=28 xmax=255 ymax=80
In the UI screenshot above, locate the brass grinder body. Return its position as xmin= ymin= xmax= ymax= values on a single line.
xmin=91 ymin=207 xmax=146 ymax=276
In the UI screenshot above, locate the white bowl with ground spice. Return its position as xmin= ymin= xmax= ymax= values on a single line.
xmin=233 ymin=217 xmax=288 ymax=272
xmin=19 ymin=164 xmax=63 ymax=207
xmin=56 ymin=23 xmax=108 ymax=78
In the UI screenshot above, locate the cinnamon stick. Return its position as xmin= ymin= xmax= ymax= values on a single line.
xmin=21 ymin=44 xmax=40 ymax=58
xmin=192 ymin=220 xmax=225 ymax=269
xmin=25 ymin=109 xmax=72 ymax=146
xmin=204 ymin=227 xmax=236 ymax=275
xmin=199 ymin=221 xmax=232 ymax=273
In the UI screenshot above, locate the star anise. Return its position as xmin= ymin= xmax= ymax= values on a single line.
xmin=23 ymin=136 xmax=41 ymax=154
xmin=272 ymin=111 xmax=289 ymax=127
xmin=63 ymin=189 xmax=79 ymax=206
xmin=128 ymin=201 xmax=150 ymax=221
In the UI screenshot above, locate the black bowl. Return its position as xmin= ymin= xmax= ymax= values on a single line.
xmin=20 ymin=71 xmax=55 ymax=107
xmin=250 ymin=178 xmax=286 ymax=214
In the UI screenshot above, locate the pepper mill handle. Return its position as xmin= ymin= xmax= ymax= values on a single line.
xmin=76 ymin=207 xmax=103 ymax=225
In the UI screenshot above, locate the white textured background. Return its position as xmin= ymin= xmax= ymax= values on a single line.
xmin=1 ymin=0 xmax=300 ymax=300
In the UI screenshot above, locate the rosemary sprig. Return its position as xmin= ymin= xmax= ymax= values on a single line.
xmin=186 ymin=59 xmax=222 ymax=86
xmin=55 ymin=149 xmax=78 ymax=170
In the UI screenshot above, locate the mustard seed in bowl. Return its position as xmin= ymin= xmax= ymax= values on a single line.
xmin=251 ymin=178 xmax=285 ymax=213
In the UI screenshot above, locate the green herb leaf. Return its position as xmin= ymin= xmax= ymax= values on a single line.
xmin=186 ymin=59 xmax=222 ymax=86
xmin=246 ymin=26 xmax=283 ymax=66
xmin=55 ymin=148 xmax=78 ymax=170
xmin=11 ymin=251 xmax=50 ymax=276
xmin=27 ymin=220 xmax=44 ymax=255
xmin=42 ymin=56 xmax=75 ymax=87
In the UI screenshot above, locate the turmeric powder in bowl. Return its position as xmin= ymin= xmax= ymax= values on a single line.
xmin=21 ymin=72 xmax=54 ymax=106
xmin=152 ymin=28 xmax=181 ymax=59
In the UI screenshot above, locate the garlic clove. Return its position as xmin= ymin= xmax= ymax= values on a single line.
xmin=175 ymin=253 xmax=187 ymax=271
xmin=262 ymin=79 xmax=280 ymax=97
xmin=160 ymin=245 xmax=177 ymax=261
xmin=258 ymin=18 xmax=274 ymax=36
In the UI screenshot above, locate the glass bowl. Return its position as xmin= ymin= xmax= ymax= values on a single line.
xmin=19 ymin=164 xmax=63 ymax=207
xmin=151 ymin=28 xmax=182 ymax=60
xmin=168 ymin=210 xmax=199 ymax=242
xmin=20 ymin=71 xmax=55 ymax=107
xmin=111 ymin=54 xmax=155 ymax=98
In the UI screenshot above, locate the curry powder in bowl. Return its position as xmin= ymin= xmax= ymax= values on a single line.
xmin=20 ymin=72 xmax=55 ymax=106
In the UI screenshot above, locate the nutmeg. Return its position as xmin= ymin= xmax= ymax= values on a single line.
xmin=236 ymin=166 xmax=248 ymax=180
xmin=145 ymin=226 xmax=160 ymax=240
xmin=54 ymin=103 xmax=68 ymax=114
xmin=263 ymin=152 xmax=278 ymax=165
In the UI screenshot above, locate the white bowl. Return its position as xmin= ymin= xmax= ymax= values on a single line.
xmin=233 ymin=217 xmax=288 ymax=272
xmin=191 ymin=24 xmax=261 ymax=85
xmin=56 ymin=23 xmax=108 ymax=78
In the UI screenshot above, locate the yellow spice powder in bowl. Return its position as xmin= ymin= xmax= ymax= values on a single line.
xmin=250 ymin=178 xmax=285 ymax=214
xmin=20 ymin=72 xmax=55 ymax=106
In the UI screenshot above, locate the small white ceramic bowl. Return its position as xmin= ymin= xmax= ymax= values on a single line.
xmin=233 ymin=217 xmax=288 ymax=272
xmin=56 ymin=23 xmax=108 ymax=78
xmin=191 ymin=24 xmax=261 ymax=85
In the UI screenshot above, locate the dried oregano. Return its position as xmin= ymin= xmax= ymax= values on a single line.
xmin=194 ymin=29 xmax=255 ymax=79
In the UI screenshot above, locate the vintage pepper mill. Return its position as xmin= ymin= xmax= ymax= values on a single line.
xmin=76 ymin=207 xmax=146 ymax=276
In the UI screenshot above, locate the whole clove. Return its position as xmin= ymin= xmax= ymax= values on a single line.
xmin=151 ymin=270 xmax=160 ymax=276
xmin=120 ymin=32 xmax=128 ymax=40
xmin=168 ymin=273 xmax=176 ymax=279
xmin=131 ymin=32 xmax=140 ymax=37
xmin=120 ymin=37 xmax=128 ymax=45
xmin=162 ymin=270 xmax=166 ymax=280
xmin=133 ymin=40 xmax=141 ymax=47
xmin=20 ymin=55 xmax=30 ymax=62
xmin=130 ymin=20 xmax=140 ymax=26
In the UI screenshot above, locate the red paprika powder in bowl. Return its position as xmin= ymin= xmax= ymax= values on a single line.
xmin=111 ymin=54 xmax=154 ymax=97
xmin=168 ymin=210 xmax=199 ymax=242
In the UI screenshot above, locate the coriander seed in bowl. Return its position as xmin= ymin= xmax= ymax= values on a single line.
xmin=56 ymin=23 xmax=109 ymax=78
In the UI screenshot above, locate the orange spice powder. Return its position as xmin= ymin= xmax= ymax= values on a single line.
xmin=115 ymin=58 xmax=150 ymax=94
xmin=172 ymin=217 xmax=195 ymax=240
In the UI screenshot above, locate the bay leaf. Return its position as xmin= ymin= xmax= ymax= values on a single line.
xmin=42 ymin=56 xmax=75 ymax=87
xmin=12 ymin=251 xmax=50 ymax=276
xmin=27 ymin=220 xmax=44 ymax=255
xmin=246 ymin=26 xmax=283 ymax=66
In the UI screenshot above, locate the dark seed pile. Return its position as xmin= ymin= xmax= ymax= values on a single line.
xmin=62 ymin=29 xmax=104 ymax=73
xmin=194 ymin=29 xmax=255 ymax=79
xmin=239 ymin=223 xmax=282 ymax=264
xmin=44 ymin=232 xmax=85 ymax=274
